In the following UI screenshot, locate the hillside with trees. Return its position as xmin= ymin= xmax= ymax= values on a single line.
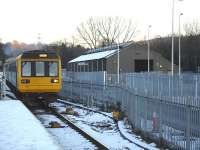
xmin=147 ymin=21 xmax=200 ymax=72
xmin=149 ymin=34 xmax=200 ymax=72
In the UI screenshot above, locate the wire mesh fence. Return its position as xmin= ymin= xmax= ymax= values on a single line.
xmin=60 ymin=71 xmax=200 ymax=150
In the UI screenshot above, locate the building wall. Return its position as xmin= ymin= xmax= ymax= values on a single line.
xmin=68 ymin=59 xmax=107 ymax=72
xmin=106 ymin=54 xmax=118 ymax=74
xmin=106 ymin=44 xmax=176 ymax=74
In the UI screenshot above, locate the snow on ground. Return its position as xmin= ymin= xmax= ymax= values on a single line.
xmin=51 ymin=102 xmax=144 ymax=150
xmin=37 ymin=114 xmax=97 ymax=150
xmin=54 ymin=101 xmax=160 ymax=149
xmin=4 ymin=87 xmax=17 ymax=100
xmin=118 ymin=121 xmax=158 ymax=150
xmin=58 ymin=99 xmax=113 ymax=117
xmin=0 ymin=100 xmax=62 ymax=150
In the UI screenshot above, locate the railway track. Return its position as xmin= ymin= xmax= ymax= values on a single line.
xmin=52 ymin=99 xmax=153 ymax=150
xmin=22 ymin=98 xmax=109 ymax=150
xmin=47 ymin=105 xmax=109 ymax=150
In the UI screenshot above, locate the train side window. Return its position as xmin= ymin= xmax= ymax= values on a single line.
xmin=36 ymin=62 xmax=45 ymax=76
xmin=49 ymin=62 xmax=58 ymax=77
xmin=22 ymin=62 xmax=31 ymax=76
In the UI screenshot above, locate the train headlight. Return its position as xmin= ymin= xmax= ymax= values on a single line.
xmin=21 ymin=79 xmax=30 ymax=84
xmin=51 ymin=79 xmax=59 ymax=83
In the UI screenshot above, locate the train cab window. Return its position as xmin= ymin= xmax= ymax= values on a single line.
xmin=22 ymin=61 xmax=31 ymax=76
xmin=49 ymin=62 xmax=58 ymax=77
xmin=36 ymin=62 xmax=45 ymax=76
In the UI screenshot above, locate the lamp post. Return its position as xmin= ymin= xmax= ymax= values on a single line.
xmin=179 ymin=13 xmax=183 ymax=76
xmin=171 ymin=0 xmax=183 ymax=75
xmin=148 ymin=25 xmax=152 ymax=72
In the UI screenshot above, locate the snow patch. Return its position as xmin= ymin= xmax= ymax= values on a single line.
xmin=0 ymin=100 xmax=62 ymax=150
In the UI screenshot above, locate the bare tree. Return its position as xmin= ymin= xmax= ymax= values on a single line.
xmin=184 ymin=20 xmax=200 ymax=36
xmin=77 ymin=18 xmax=101 ymax=49
xmin=77 ymin=17 xmax=138 ymax=48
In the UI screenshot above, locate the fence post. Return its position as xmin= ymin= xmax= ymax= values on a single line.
xmin=80 ymin=80 xmax=82 ymax=103
xmin=144 ymin=98 xmax=147 ymax=132
xmin=70 ymin=78 xmax=73 ymax=99
xmin=180 ymin=75 xmax=183 ymax=97
xmin=195 ymin=75 xmax=198 ymax=100
xmin=135 ymin=95 xmax=138 ymax=128
xmin=186 ymin=97 xmax=190 ymax=150
xmin=159 ymin=99 xmax=163 ymax=139
xmin=169 ymin=74 xmax=171 ymax=97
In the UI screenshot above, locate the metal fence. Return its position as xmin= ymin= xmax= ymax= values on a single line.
xmin=63 ymin=71 xmax=106 ymax=85
xmin=0 ymin=75 xmax=1 ymax=99
xmin=60 ymin=71 xmax=200 ymax=150
xmin=0 ymin=72 xmax=4 ymax=99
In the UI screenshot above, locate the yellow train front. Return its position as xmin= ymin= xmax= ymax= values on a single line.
xmin=5 ymin=50 xmax=62 ymax=100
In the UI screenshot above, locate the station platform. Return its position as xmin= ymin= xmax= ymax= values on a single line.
xmin=0 ymin=100 xmax=62 ymax=150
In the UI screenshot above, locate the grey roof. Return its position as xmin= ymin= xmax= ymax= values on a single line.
xmin=68 ymin=41 xmax=134 ymax=63
xmin=69 ymin=49 xmax=118 ymax=63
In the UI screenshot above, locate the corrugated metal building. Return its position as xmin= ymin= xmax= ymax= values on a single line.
xmin=67 ymin=42 xmax=176 ymax=74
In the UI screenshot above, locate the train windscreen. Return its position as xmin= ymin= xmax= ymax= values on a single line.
xmin=49 ymin=62 xmax=58 ymax=77
xmin=22 ymin=62 xmax=31 ymax=76
xmin=21 ymin=61 xmax=58 ymax=77
xmin=36 ymin=62 xmax=45 ymax=76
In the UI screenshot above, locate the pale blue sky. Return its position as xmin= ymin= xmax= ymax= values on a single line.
xmin=0 ymin=0 xmax=199 ymax=44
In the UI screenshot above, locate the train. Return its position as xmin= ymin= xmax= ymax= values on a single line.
xmin=4 ymin=50 xmax=62 ymax=100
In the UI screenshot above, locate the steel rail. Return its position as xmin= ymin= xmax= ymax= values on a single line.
xmin=56 ymin=99 xmax=149 ymax=150
xmin=48 ymin=105 xmax=109 ymax=150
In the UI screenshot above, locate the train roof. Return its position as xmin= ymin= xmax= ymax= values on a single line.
xmin=5 ymin=50 xmax=59 ymax=64
xmin=21 ymin=50 xmax=59 ymax=59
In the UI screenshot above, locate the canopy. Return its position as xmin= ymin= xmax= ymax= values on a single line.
xmin=69 ymin=49 xmax=118 ymax=63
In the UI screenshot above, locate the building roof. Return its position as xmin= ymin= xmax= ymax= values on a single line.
xmin=68 ymin=49 xmax=118 ymax=63
xmin=68 ymin=41 xmax=134 ymax=63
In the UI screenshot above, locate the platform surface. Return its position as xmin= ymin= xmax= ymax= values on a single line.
xmin=0 ymin=100 xmax=62 ymax=150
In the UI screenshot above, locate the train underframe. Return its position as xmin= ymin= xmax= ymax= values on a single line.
xmin=6 ymin=80 xmax=59 ymax=102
